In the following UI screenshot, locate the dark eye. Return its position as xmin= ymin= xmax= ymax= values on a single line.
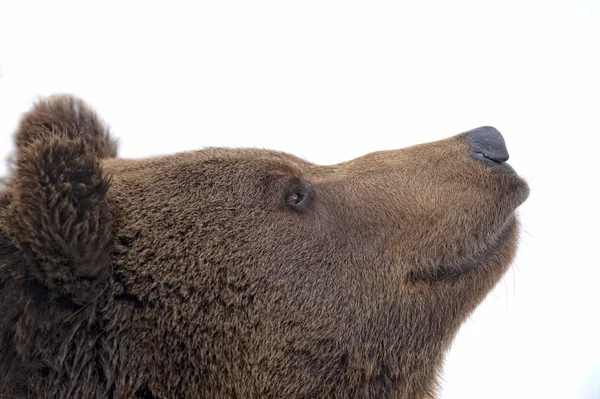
xmin=286 ymin=192 xmax=305 ymax=205
xmin=283 ymin=180 xmax=312 ymax=211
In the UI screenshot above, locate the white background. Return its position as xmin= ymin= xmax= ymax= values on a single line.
xmin=1 ymin=1 xmax=599 ymax=398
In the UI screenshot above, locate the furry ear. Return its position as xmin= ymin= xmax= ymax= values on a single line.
xmin=9 ymin=96 xmax=115 ymax=303
xmin=14 ymin=95 xmax=118 ymax=159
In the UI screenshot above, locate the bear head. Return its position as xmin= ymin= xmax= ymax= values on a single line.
xmin=0 ymin=96 xmax=529 ymax=398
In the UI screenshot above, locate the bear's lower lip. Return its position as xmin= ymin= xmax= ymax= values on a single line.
xmin=509 ymin=173 xmax=530 ymax=206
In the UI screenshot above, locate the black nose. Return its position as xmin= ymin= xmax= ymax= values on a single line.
xmin=467 ymin=126 xmax=509 ymax=164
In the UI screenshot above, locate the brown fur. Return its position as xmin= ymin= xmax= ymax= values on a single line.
xmin=0 ymin=95 xmax=529 ymax=398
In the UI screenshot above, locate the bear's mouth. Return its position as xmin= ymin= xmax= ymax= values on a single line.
xmin=407 ymin=217 xmax=516 ymax=283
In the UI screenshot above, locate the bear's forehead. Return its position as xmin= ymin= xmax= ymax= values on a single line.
xmin=198 ymin=147 xmax=316 ymax=169
xmin=103 ymin=147 xmax=319 ymax=179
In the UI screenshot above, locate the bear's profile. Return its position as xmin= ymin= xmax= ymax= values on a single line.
xmin=0 ymin=96 xmax=529 ymax=398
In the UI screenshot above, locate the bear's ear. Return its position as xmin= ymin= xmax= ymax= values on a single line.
xmin=14 ymin=95 xmax=118 ymax=158
xmin=9 ymin=95 xmax=115 ymax=303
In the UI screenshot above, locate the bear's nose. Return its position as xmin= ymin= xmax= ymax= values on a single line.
xmin=466 ymin=126 xmax=509 ymax=164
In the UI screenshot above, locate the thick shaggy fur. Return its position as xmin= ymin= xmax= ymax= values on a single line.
xmin=0 ymin=96 xmax=529 ymax=398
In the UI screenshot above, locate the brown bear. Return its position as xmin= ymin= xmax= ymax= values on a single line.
xmin=0 ymin=95 xmax=529 ymax=399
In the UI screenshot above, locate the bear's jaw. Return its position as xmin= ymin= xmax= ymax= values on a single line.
xmin=406 ymin=214 xmax=518 ymax=284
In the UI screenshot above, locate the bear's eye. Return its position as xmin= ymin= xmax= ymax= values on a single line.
xmin=283 ymin=180 xmax=312 ymax=211
xmin=287 ymin=192 xmax=305 ymax=205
